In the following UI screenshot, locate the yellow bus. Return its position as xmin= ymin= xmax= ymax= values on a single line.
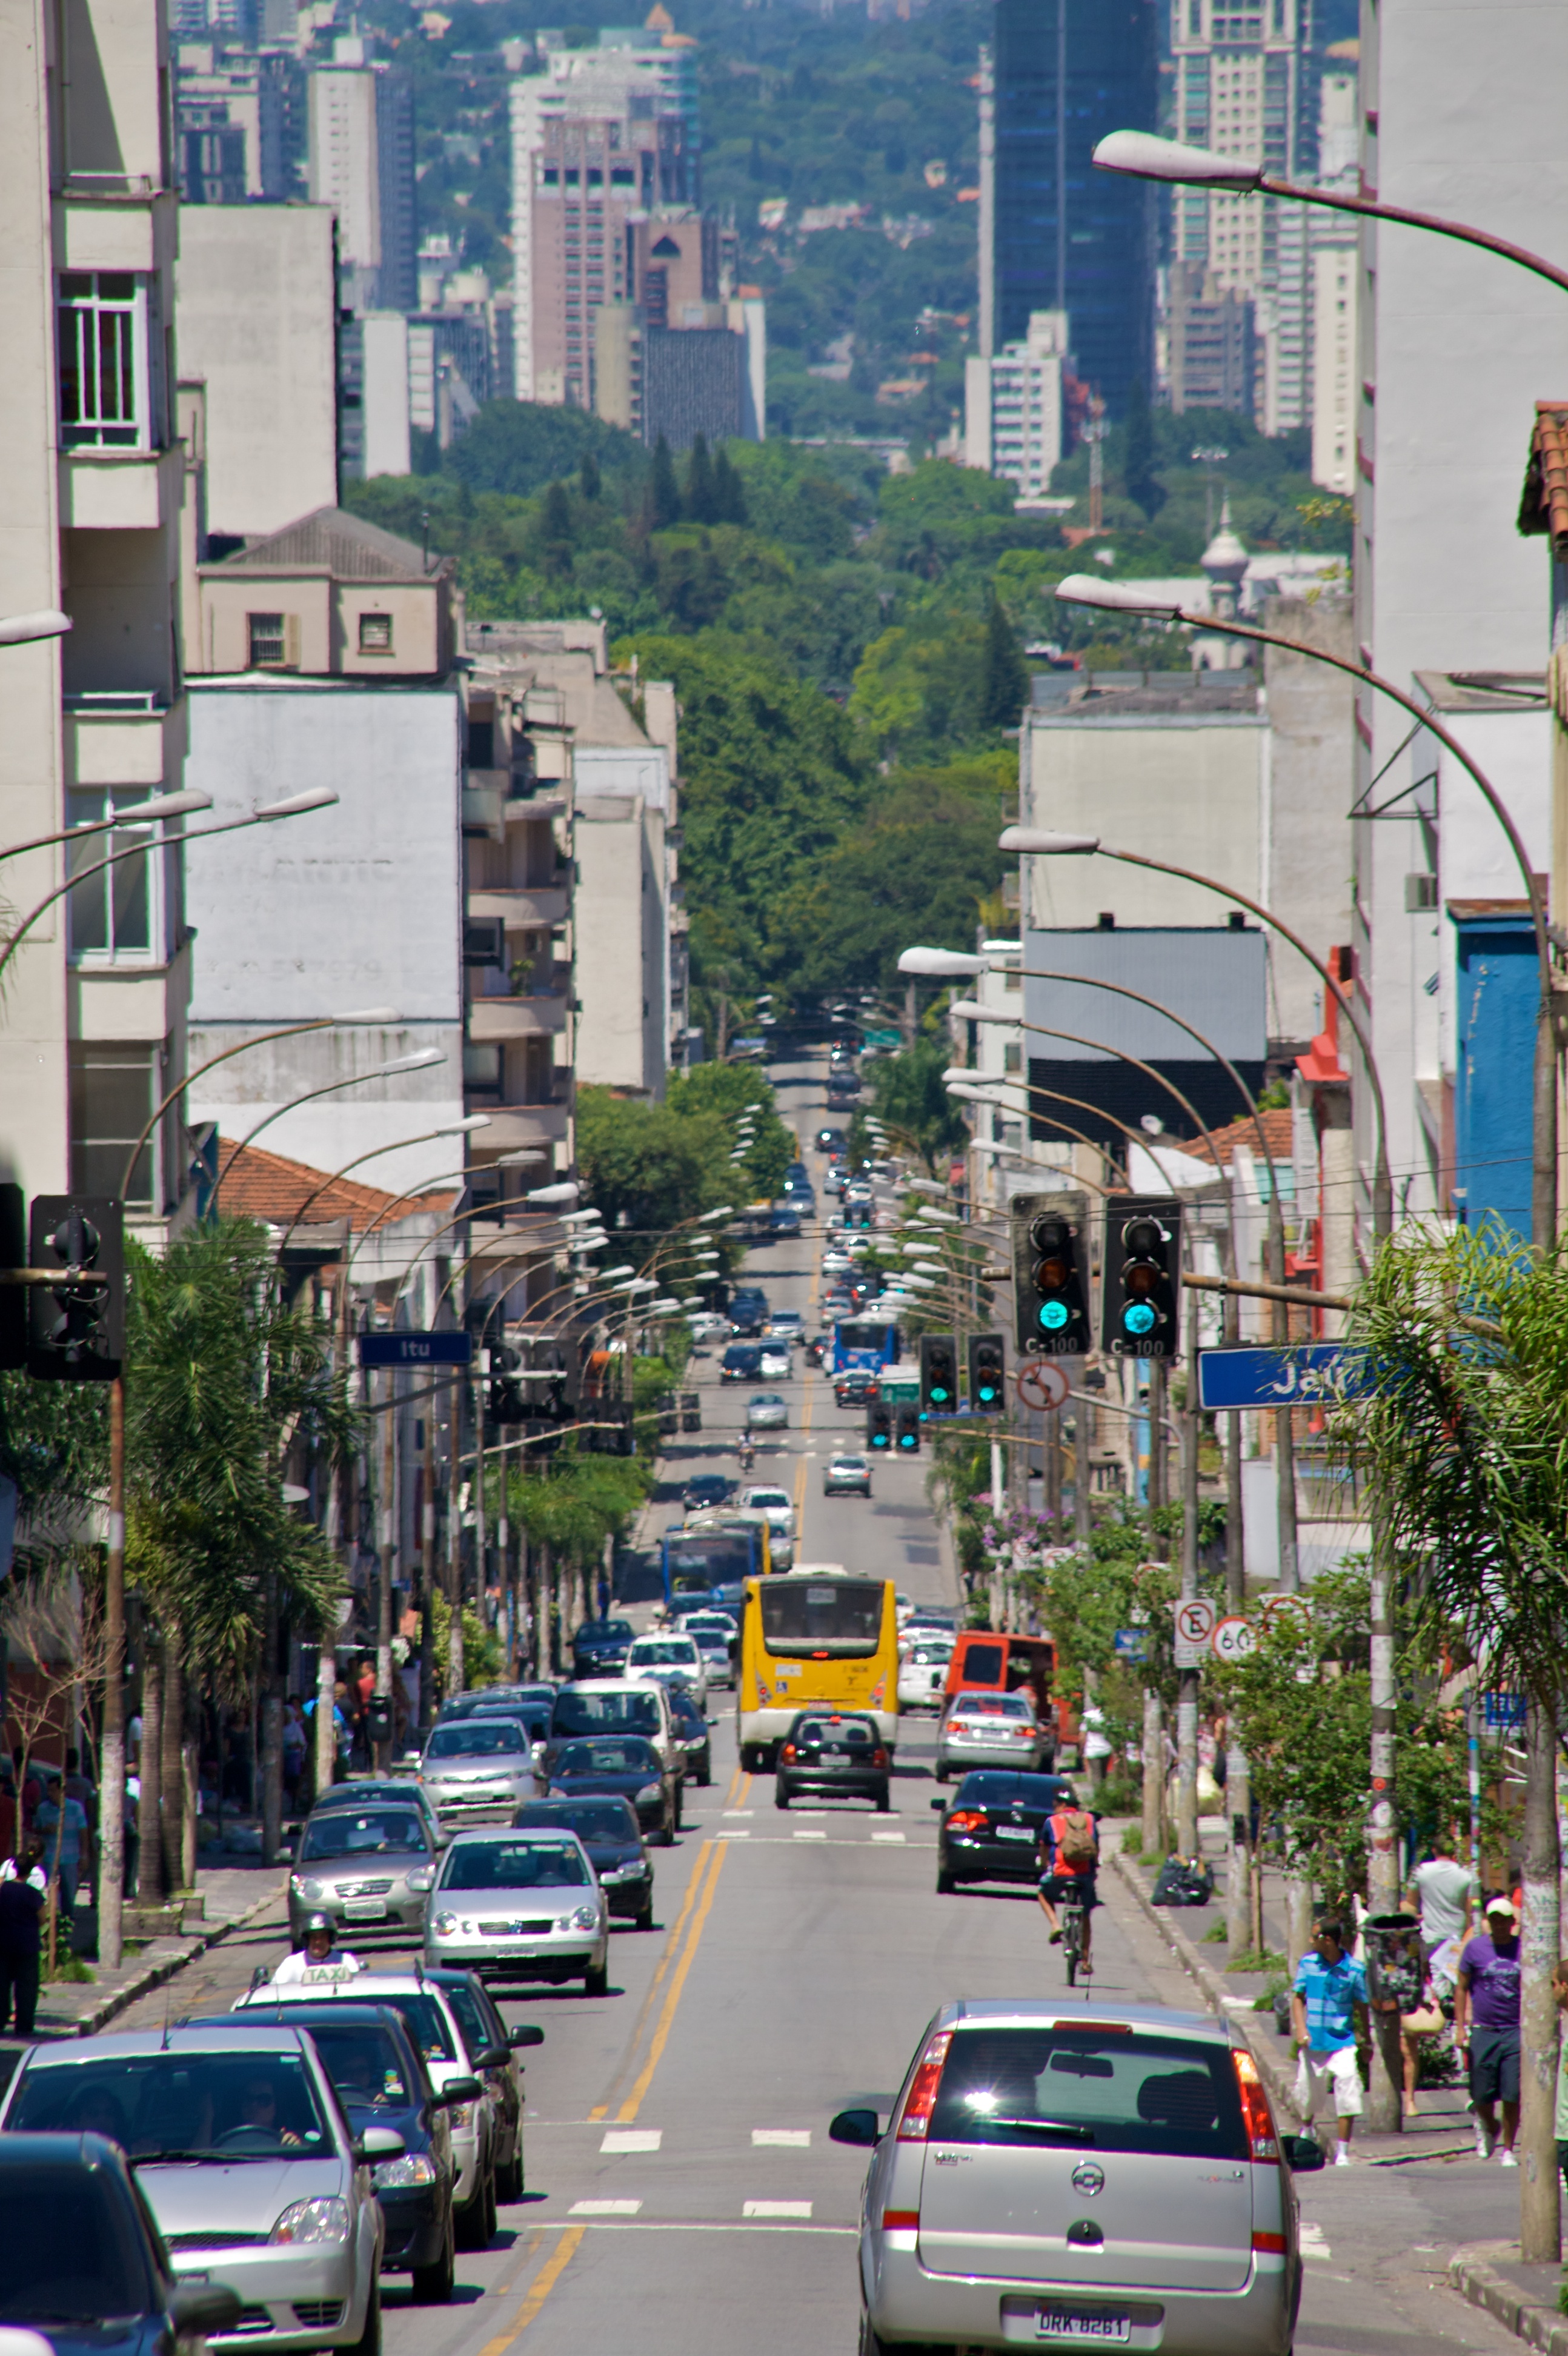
xmin=737 ymin=1568 xmax=900 ymax=1769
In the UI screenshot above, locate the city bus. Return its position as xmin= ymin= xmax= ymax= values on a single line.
xmin=831 ymin=1317 xmax=900 ymax=1377
xmin=737 ymin=1567 xmax=900 ymax=1768
xmin=661 ymin=1518 xmax=769 ymax=1610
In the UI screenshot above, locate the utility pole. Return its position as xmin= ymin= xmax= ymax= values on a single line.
xmin=1223 ymin=1266 xmax=1251 ymax=1955
xmin=375 ymin=1366 xmax=396 ymax=1772
xmin=1175 ymin=1294 xmax=1200 ymax=1859
xmin=1144 ymin=1357 xmax=1169 ymax=1857
xmin=99 ymin=1378 xmax=126 ymax=1971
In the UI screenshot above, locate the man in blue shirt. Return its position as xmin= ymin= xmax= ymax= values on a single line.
xmin=1291 ymin=1917 xmax=1368 ymax=2165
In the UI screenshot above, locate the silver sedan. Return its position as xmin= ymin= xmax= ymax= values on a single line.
xmin=419 ymin=1719 xmax=537 ymax=1828
xmin=289 ymin=1801 xmax=439 ymax=1945
xmin=832 ymin=1996 xmax=1324 ymax=2355
xmin=934 ymin=1692 xmax=1051 ymax=1781
xmin=746 ymin=1392 xmax=789 ymax=1431
xmin=425 ymin=1828 xmax=609 ymax=1995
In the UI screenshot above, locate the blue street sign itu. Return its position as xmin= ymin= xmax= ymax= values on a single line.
xmin=358 ymin=1331 xmax=474 ymax=1369
xmin=1197 ymin=1343 xmax=1372 ymax=1413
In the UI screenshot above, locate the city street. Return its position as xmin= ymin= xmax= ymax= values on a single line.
xmin=96 ymin=1057 xmax=1526 ymax=2356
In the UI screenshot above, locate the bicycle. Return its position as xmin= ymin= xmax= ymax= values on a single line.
xmin=1060 ymin=1886 xmax=1089 ymax=1988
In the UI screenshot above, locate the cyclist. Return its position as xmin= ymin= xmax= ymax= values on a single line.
xmin=1037 ymin=1797 xmax=1101 ymax=1974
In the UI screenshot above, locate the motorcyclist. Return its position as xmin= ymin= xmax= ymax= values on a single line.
xmin=271 ymin=1910 xmax=362 ymax=1986
xmin=737 ymin=1434 xmax=756 ymax=1474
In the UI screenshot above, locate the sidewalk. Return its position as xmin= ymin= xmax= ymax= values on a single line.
xmin=25 ymin=1849 xmax=288 ymax=2042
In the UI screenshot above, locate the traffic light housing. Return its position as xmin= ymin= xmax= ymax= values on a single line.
xmin=895 ymin=1405 xmax=921 ymax=1453
xmin=27 ymin=1196 xmax=124 ymax=1380
xmin=487 ymin=1344 xmax=528 ymax=1422
xmin=1101 ymin=1196 xmax=1183 ymax=1360
xmin=866 ymin=1400 xmax=894 ymax=1452
xmin=1011 ymin=1191 xmax=1091 ymax=1356
xmin=968 ymin=1332 xmax=1005 ymax=1413
xmin=919 ymin=1333 xmax=959 ymax=1418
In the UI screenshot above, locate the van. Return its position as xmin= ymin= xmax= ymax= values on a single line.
xmin=547 ymin=1679 xmax=685 ymax=1796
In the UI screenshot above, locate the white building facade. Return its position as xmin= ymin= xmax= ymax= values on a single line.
xmin=965 ymin=310 xmax=1068 ymax=501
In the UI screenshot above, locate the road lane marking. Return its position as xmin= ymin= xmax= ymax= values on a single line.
xmin=722 ymin=1809 xmax=754 ymax=1817
xmin=871 ymin=1831 xmax=906 ymax=1843
xmin=590 ymin=1835 xmax=717 ymax=2120
xmin=527 ymin=2219 xmax=856 ymax=2236
xmin=716 ymin=1828 xmax=751 ymax=1839
xmin=752 ymin=2129 xmax=811 ymax=2146
xmin=473 ymin=2225 xmax=583 ymax=2356
xmin=1299 ymin=2223 xmax=1332 ymax=2260
xmin=793 ymin=1829 xmax=827 ymax=1840
xmin=743 ymin=2200 xmax=813 ymax=2218
xmin=617 ymin=1839 xmax=728 ymax=2122
xmin=571 ymin=2199 xmax=643 ymax=2215
xmin=600 ymin=2128 xmax=661 ymax=2152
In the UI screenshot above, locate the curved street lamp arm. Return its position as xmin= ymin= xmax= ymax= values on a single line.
xmin=1255 ymin=175 xmax=1568 ymax=300
xmin=120 ymin=1016 xmax=341 ymax=1201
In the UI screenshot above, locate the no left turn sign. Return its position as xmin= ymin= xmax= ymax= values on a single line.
xmin=1017 ymin=1357 xmax=1070 ymax=1411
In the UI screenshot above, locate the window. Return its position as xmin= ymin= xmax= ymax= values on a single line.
xmin=1003 ymin=1041 xmax=1023 ymax=1074
xmin=68 ymin=1042 xmax=158 ymax=1208
xmin=358 ymin=611 xmax=394 ymax=654
xmin=57 ymin=273 xmax=147 ymax=450
xmin=247 ymin=611 xmax=296 ymax=669
xmin=67 ymin=790 xmax=161 ymax=966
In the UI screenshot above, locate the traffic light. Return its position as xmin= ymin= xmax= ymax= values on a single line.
xmin=919 ymin=1333 xmax=958 ymax=1417
xmin=968 ymin=1332 xmax=1005 ymax=1413
xmin=866 ymin=1400 xmax=894 ymax=1452
xmin=488 ymin=1344 xmax=527 ymax=1422
xmin=1101 ymin=1196 xmax=1183 ymax=1360
xmin=1010 ymin=1191 xmax=1091 ymax=1356
xmin=895 ymin=1405 xmax=921 ymax=1453
xmin=27 ymin=1196 xmax=124 ymax=1380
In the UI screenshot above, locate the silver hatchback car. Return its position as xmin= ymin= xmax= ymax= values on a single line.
xmin=419 ymin=1718 xmax=537 ymax=1827
xmin=832 ymin=1998 xmax=1324 ymax=2356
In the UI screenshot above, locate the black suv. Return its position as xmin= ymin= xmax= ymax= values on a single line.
xmin=721 ymin=1341 xmax=763 ymax=1382
xmin=573 ymin=1617 xmax=633 ymax=1679
xmin=727 ymin=1290 xmax=769 ymax=1337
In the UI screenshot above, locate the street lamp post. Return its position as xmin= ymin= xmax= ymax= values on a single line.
xmin=0 ymin=787 xmax=212 ymax=868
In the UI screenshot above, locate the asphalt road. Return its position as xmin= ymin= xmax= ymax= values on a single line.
xmin=106 ymin=1057 xmax=1527 ymax=2356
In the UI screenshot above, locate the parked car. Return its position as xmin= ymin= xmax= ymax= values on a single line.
xmin=625 ymin=1632 xmax=708 ymax=1712
xmin=425 ymin=1828 xmax=608 ymax=1997
xmin=831 ymin=1999 xmax=1323 ymax=2354
xmin=934 ymin=1690 xmax=1051 ymax=1781
xmin=746 ymin=1392 xmax=789 ymax=1431
xmin=513 ymin=1796 xmax=654 ymax=1929
xmin=231 ymin=1972 xmax=496 ymax=2254
xmin=288 ymin=1797 xmax=440 ymax=1948
xmin=774 ymin=1711 xmax=891 ymax=1812
xmin=0 ymin=2023 xmax=393 ymax=2352
xmin=571 ymin=1619 xmax=634 ymax=1680
xmin=0 ymin=2132 xmax=242 ymax=2354
xmin=666 ymin=1685 xmax=714 ymax=1786
xmin=720 ymin=1342 xmax=763 ymax=1384
xmin=418 ymin=1719 xmax=537 ymax=1827
xmin=823 ymin=1452 xmax=873 ymax=1499
xmin=930 ymin=1769 xmax=1077 ymax=1894
xmin=544 ymin=1733 xmax=679 ymax=1845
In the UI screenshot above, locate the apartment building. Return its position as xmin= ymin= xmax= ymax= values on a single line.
xmin=963 ymin=310 xmax=1069 ymax=501
xmin=308 ymin=36 xmax=416 ymax=314
xmin=1 ymin=0 xmax=196 ymax=1226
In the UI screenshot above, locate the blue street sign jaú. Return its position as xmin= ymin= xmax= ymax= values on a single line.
xmin=1197 ymin=1343 xmax=1371 ymax=1413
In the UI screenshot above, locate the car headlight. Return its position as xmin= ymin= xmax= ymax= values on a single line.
xmin=373 ymin=2152 xmax=439 ymax=2189
xmin=446 ymin=2103 xmax=473 ymax=2132
xmin=290 ymin=1875 xmax=324 ymax=1901
xmin=433 ymin=1911 xmax=462 ymax=1935
xmin=636 ymin=1783 xmax=663 ymax=1805
xmin=407 ymin=1868 xmax=434 ymax=1892
xmin=560 ymin=1904 xmax=600 ymax=1932
xmin=271 ymin=2197 xmax=350 ymax=2246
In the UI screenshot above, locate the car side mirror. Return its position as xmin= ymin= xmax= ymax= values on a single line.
xmin=171 ymin=2284 xmax=244 ymax=2338
xmin=476 ymin=2046 xmax=511 ymax=2070
xmin=510 ymin=2025 xmax=545 ymax=2049
xmin=353 ymin=2126 xmax=405 ymax=2162
xmin=434 ymin=2076 xmax=484 ymax=2106
xmin=829 ymin=2108 xmax=882 ymax=2148
xmin=1281 ymin=2134 xmax=1326 ymax=2172
xmin=930 ymin=1796 xmax=945 ymax=1811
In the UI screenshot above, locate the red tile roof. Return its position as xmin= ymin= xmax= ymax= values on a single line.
xmin=216 ymin=1136 xmax=459 ymax=1229
xmin=1180 ymin=1105 xmax=1294 ymax=1167
xmin=1518 ymin=402 xmax=1568 ymax=552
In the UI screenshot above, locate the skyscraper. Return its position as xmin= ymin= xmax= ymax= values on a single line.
xmin=307 ymin=39 xmax=416 ymax=314
xmin=989 ymin=0 xmax=1157 ymax=417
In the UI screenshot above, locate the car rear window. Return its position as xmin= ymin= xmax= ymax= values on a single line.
xmin=953 ymin=1692 xmax=1034 ymax=1719
xmin=0 ymin=2164 xmax=152 ymax=2318
xmin=955 ymin=1774 xmax=1071 ymax=1807
xmin=797 ymin=1718 xmax=875 ymax=1747
xmin=928 ymin=2028 xmax=1247 ymax=2161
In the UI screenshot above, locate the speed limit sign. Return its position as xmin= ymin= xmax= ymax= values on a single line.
xmin=1210 ymin=1614 xmax=1258 ymax=1664
xmin=1173 ymin=1597 xmax=1216 ymax=1666
xmin=1017 ymin=1357 xmax=1071 ymax=1411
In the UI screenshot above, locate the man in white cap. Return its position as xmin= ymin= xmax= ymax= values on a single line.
xmin=1455 ymin=1894 xmax=1523 ymax=2163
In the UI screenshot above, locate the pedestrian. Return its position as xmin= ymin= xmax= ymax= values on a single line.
xmin=1372 ymin=1923 xmax=1444 ymax=2122
xmin=0 ymin=1835 xmax=49 ymax=2037
xmin=1291 ymin=1917 xmax=1368 ymax=2166
xmin=1455 ymin=1895 xmax=1522 ymax=2165
xmin=1407 ymin=1836 xmax=1477 ymax=1967
xmin=282 ymin=1697 xmax=306 ymax=1811
xmin=35 ymin=1776 xmax=91 ymax=1920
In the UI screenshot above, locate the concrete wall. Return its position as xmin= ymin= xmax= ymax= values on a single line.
xmin=1355 ymin=0 xmax=1568 ymax=1226
xmin=197 ymin=576 xmax=445 ymax=678
xmin=184 ymin=677 xmax=465 ymax=1194
xmin=573 ymin=740 xmax=671 ymax=1097
xmin=1260 ymin=594 xmax=1355 ymax=1045
xmin=175 ymin=207 xmax=338 ymax=539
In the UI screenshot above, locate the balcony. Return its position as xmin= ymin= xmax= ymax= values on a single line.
xmin=467 ymin=886 xmax=571 ymax=929
xmin=59 ymin=445 xmax=182 ymax=532
xmin=467 ymin=994 xmax=570 ymax=1040
xmin=470 ymin=1103 xmax=571 ymax=1153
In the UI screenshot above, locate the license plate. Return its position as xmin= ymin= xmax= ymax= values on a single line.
xmin=1036 ymin=2309 xmax=1130 ymax=2343
xmin=344 ymin=1900 xmax=388 ymax=1920
xmin=997 ymin=1825 xmax=1034 ymax=1841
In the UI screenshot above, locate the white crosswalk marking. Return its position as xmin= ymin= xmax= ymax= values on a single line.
xmin=743 ymin=2200 xmax=812 ymax=2218
xmin=601 ymin=2129 xmax=662 ymax=2153
xmin=1299 ymin=2223 xmax=1332 ymax=2260
xmin=752 ymin=2129 xmax=811 ymax=2147
xmin=571 ymin=2199 xmax=644 ymax=2215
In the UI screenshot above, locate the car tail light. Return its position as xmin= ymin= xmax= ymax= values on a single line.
xmin=1233 ymin=2048 xmax=1279 ymax=2161
xmin=872 ymin=1748 xmax=888 ymax=1768
xmin=945 ymin=1811 xmax=988 ymax=1834
xmin=895 ymin=2029 xmax=952 ymax=2141
xmin=781 ymin=1743 xmax=797 ymax=1763
xmin=882 ymin=2209 xmax=919 ymax=2231
xmin=1252 ymin=2231 xmax=1287 ymax=2253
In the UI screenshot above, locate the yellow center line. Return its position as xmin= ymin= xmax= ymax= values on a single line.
xmin=474 ymin=2226 xmax=583 ymax=2356
xmin=590 ymin=1836 xmax=717 ymax=2120
xmin=739 ymin=1769 xmax=752 ymax=1805
xmin=617 ymin=1840 xmax=728 ymax=2121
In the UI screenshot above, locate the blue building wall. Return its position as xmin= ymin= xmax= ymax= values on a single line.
xmin=1452 ymin=910 xmax=1536 ymax=1243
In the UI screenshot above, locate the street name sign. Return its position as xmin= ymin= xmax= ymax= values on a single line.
xmin=1197 ymin=1343 xmax=1371 ymax=1412
xmin=358 ymin=1332 xmax=474 ymax=1368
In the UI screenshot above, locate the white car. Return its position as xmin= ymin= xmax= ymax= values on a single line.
xmin=935 ymin=1690 xmax=1052 ymax=1779
xmin=897 ymin=1639 xmax=955 ymax=1711
xmin=756 ymin=1342 xmax=791 ymax=1381
xmin=625 ymin=1632 xmax=709 ymax=1712
xmin=682 ymin=1611 xmax=737 ymax=1689
xmin=739 ymin=1485 xmax=796 ymax=1566
xmin=687 ymin=1311 xmax=730 ymax=1345
xmin=766 ymin=1311 xmax=806 ymax=1346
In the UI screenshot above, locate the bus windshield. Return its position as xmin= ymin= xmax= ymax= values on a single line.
xmin=661 ymin=1525 xmax=757 ymax=1604
xmin=759 ymin=1579 xmax=886 ymax=1659
xmin=832 ymin=1320 xmax=899 ymax=1375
